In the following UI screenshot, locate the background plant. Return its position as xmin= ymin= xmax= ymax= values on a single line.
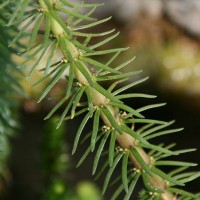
xmin=5 ymin=0 xmax=200 ymax=199
xmin=41 ymin=117 xmax=101 ymax=200
xmin=0 ymin=1 xmax=24 ymax=197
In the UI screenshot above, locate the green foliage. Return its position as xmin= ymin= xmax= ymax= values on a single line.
xmin=0 ymin=0 xmax=24 ymax=196
xmin=6 ymin=0 xmax=200 ymax=200
xmin=42 ymin=117 xmax=102 ymax=200
xmin=41 ymin=116 xmax=69 ymax=177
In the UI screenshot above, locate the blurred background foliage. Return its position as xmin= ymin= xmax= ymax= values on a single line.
xmin=1 ymin=0 xmax=200 ymax=199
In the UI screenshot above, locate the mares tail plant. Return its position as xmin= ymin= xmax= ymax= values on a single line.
xmin=7 ymin=0 xmax=200 ymax=199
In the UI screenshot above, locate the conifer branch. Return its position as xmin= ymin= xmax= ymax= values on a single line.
xmin=8 ymin=0 xmax=200 ymax=199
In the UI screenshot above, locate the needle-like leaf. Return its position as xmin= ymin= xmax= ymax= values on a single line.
xmin=156 ymin=148 xmax=197 ymax=161
xmin=80 ymin=56 xmax=121 ymax=75
xmin=84 ymin=47 xmax=129 ymax=57
xmin=28 ymin=41 xmax=53 ymax=77
xmin=168 ymin=167 xmax=188 ymax=177
xmin=168 ymin=188 xmax=198 ymax=199
xmin=73 ymin=16 xmax=112 ymax=31
xmin=121 ymin=125 xmax=150 ymax=146
xmin=59 ymin=0 xmax=74 ymax=8
xmin=107 ymin=78 xmax=128 ymax=92
xmin=151 ymin=167 xmax=184 ymax=186
xmin=173 ymin=171 xmax=200 ymax=185
xmin=76 ymin=145 xmax=91 ymax=168
xmin=44 ymin=88 xmax=78 ymax=120
xmin=73 ymin=5 xmax=97 ymax=26
xmin=28 ymin=13 xmax=43 ymax=49
xmin=56 ymin=91 xmax=78 ymax=128
xmin=75 ymin=61 xmax=94 ymax=86
xmin=49 ymin=10 xmax=71 ymax=36
xmin=9 ymin=15 xmax=37 ymax=47
xmin=136 ymin=103 xmax=166 ymax=113
xmin=144 ymin=128 xmax=183 ymax=140
xmin=155 ymin=160 xmax=197 ymax=167
xmin=140 ymin=121 xmax=175 ymax=137
xmin=90 ymin=32 xmax=120 ymax=50
xmin=71 ymin=86 xmax=86 ymax=119
xmin=72 ymin=29 xmax=115 ymax=38
xmin=110 ymin=184 xmax=124 ymax=200
xmin=109 ymin=101 xmax=144 ymax=118
xmin=0 ymin=0 xmax=9 ymax=9
xmin=43 ymin=12 xmax=51 ymax=45
xmin=122 ymin=152 xmax=129 ymax=192
xmin=109 ymin=131 xmax=117 ymax=166
xmin=91 ymin=109 xmax=100 ymax=152
xmin=92 ymin=132 xmax=110 ymax=175
xmin=38 ymin=64 xmax=68 ymax=102
xmin=32 ymin=65 xmax=60 ymax=87
xmin=124 ymin=172 xmax=140 ymax=200
xmin=125 ymin=118 xmax=167 ymax=125
xmin=56 ymin=5 xmax=95 ymax=21
xmin=101 ymin=106 xmax=123 ymax=134
xmin=65 ymin=107 xmax=88 ymax=121
xmin=94 ymin=159 xmax=109 ymax=180
xmin=93 ymin=83 xmax=122 ymax=104
xmin=85 ymin=86 xmax=94 ymax=117
xmin=100 ymin=56 xmax=136 ymax=76
xmin=131 ymin=148 xmax=153 ymax=176
xmin=97 ymin=71 xmax=142 ymax=82
xmin=45 ymin=41 xmax=59 ymax=75
xmin=66 ymin=62 xmax=75 ymax=98
xmin=72 ymin=112 xmax=91 ymax=155
xmin=77 ymin=134 xmax=102 ymax=167
xmin=141 ymin=143 xmax=177 ymax=156
xmin=112 ymin=77 xmax=149 ymax=95
xmin=8 ymin=0 xmax=31 ymax=26
xmin=102 ymin=153 xmax=123 ymax=194
xmin=116 ymin=93 xmax=156 ymax=100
